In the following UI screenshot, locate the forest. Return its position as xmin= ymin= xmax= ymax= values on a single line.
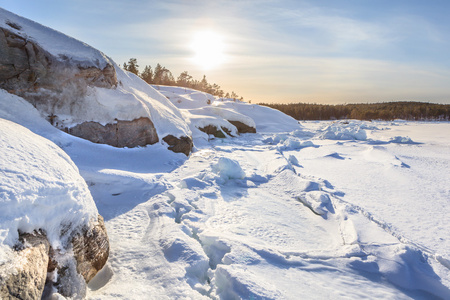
xmin=123 ymin=58 xmax=243 ymax=100
xmin=260 ymin=102 xmax=450 ymax=121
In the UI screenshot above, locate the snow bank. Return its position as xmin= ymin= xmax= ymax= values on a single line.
xmin=155 ymin=85 xmax=215 ymax=109
xmin=263 ymin=133 xmax=316 ymax=151
xmin=0 ymin=8 xmax=110 ymax=69
xmin=216 ymin=101 xmax=301 ymax=133
xmin=0 ymin=118 xmax=98 ymax=258
xmin=109 ymin=68 xmax=191 ymax=139
xmin=156 ymin=86 xmax=302 ymax=143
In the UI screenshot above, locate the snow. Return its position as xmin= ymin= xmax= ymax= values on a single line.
xmin=319 ymin=121 xmax=368 ymax=140
xmin=1 ymin=8 xmax=450 ymax=298
xmin=1 ymin=87 xmax=450 ymax=298
xmin=0 ymin=118 xmax=98 ymax=266
xmin=155 ymin=85 xmax=303 ymax=149
xmin=94 ymin=68 xmax=191 ymax=139
xmin=83 ymin=119 xmax=449 ymax=299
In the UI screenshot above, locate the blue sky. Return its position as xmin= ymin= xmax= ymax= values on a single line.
xmin=2 ymin=0 xmax=450 ymax=104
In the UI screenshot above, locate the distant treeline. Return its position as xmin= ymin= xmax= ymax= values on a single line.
xmin=123 ymin=58 xmax=243 ymax=100
xmin=260 ymin=102 xmax=450 ymax=121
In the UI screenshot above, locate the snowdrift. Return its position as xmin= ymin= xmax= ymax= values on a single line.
xmin=0 ymin=118 xmax=101 ymax=297
xmin=0 ymin=118 xmax=98 ymax=253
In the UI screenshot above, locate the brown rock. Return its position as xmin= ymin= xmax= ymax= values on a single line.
xmin=0 ymin=28 xmax=29 ymax=81
xmin=68 ymin=117 xmax=159 ymax=148
xmin=0 ymin=26 xmax=118 ymax=124
xmin=199 ymin=125 xmax=227 ymax=138
xmin=163 ymin=135 xmax=193 ymax=156
xmin=228 ymin=120 xmax=256 ymax=133
xmin=198 ymin=125 xmax=236 ymax=138
xmin=71 ymin=215 xmax=109 ymax=283
xmin=76 ymin=64 xmax=117 ymax=88
xmin=0 ymin=232 xmax=50 ymax=300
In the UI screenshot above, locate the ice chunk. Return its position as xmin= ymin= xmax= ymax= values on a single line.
xmin=213 ymin=157 xmax=245 ymax=180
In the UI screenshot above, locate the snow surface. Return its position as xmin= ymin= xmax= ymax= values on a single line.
xmin=0 ymin=118 xmax=98 ymax=267
xmin=1 ymin=87 xmax=450 ymax=298
xmin=81 ymin=119 xmax=449 ymax=299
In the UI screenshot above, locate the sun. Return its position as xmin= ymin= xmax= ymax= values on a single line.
xmin=190 ymin=31 xmax=225 ymax=70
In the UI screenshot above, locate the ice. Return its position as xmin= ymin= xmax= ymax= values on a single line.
xmin=389 ymin=136 xmax=416 ymax=144
xmin=212 ymin=157 xmax=246 ymax=181
xmin=319 ymin=121 xmax=368 ymax=140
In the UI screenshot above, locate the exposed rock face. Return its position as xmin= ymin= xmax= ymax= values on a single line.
xmin=0 ymin=232 xmax=50 ymax=300
xmin=51 ymin=215 xmax=109 ymax=298
xmin=0 ymin=28 xmax=117 ymax=94
xmin=72 ymin=215 xmax=110 ymax=283
xmin=198 ymin=121 xmax=255 ymax=139
xmin=163 ymin=135 xmax=194 ymax=156
xmin=69 ymin=117 xmax=159 ymax=148
xmin=199 ymin=125 xmax=232 ymax=138
xmin=228 ymin=120 xmax=256 ymax=134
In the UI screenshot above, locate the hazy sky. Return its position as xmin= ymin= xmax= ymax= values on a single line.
xmin=2 ymin=0 xmax=450 ymax=104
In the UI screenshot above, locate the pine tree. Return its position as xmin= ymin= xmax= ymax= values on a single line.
xmin=124 ymin=58 xmax=139 ymax=75
xmin=177 ymin=71 xmax=193 ymax=87
xmin=140 ymin=65 xmax=153 ymax=84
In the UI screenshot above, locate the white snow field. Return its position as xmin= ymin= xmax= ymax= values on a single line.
xmin=2 ymin=86 xmax=449 ymax=299
xmin=1 ymin=7 xmax=449 ymax=299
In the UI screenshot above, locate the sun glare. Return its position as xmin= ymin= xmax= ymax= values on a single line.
xmin=190 ymin=31 xmax=225 ymax=70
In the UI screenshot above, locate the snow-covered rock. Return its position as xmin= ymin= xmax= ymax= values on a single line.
xmin=156 ymin=85 xmax=304 ymax=147
xmin=0 ymin=8 xmax=192 ymax=154
xmin=0 ymin=118 xmax=108 ymax=298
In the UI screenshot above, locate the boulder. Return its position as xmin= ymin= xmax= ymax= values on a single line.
xmin=1 ymin=16 xmax=192 ymax=154
xmin=163 ymin=135 xmax=194 ymax=156
xmin=0 ymin=232 xmax=50 ymax=300
xmin=0 ymin=28 xmax=117 ymax=93
xmin=69 ymin=117 xmax=159 ymax=148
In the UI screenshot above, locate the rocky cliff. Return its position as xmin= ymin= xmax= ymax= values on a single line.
xmin=0 ymin=8 xmax=192 ymax=154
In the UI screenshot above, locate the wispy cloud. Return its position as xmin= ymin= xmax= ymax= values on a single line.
xmin=3 ymin=0 xmax=449 ymax=103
